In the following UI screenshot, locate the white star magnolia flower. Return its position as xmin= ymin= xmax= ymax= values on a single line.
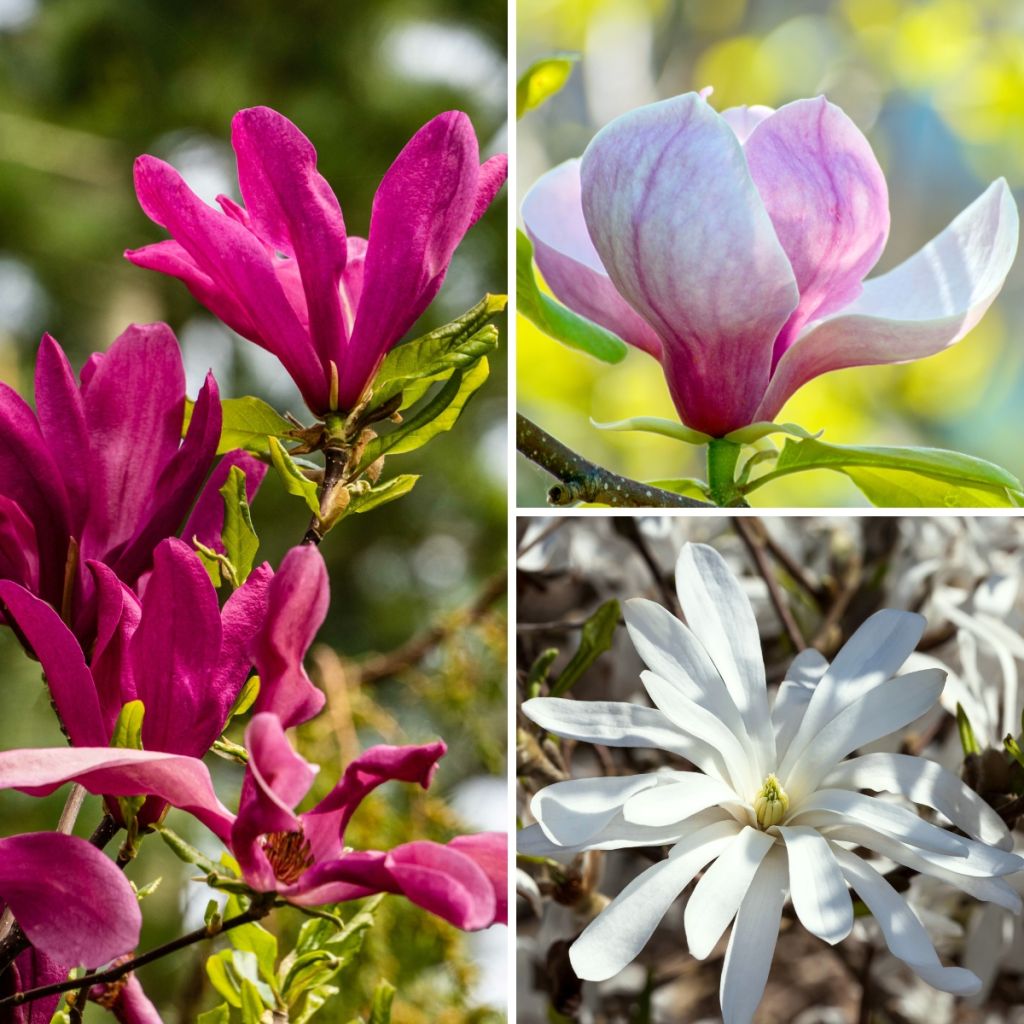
xmin=519 ymin=543 xmax=1024 ymax=1024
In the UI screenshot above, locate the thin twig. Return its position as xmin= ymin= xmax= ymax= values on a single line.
xmin=0 ymin=904 xmax=273 ymax=1010
xmin=355 ymin=570 xmax=506 ymax=684
xmin=613 ymin=519 xmax=678 ymax=614
xmin=517 ymin=414 xmax=709 ymax=508
xmin=733 ymin=519 xmax=806 ymax=651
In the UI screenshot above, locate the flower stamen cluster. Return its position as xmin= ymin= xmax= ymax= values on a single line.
xmin=753 ymin=774 xmax=789 ymax=829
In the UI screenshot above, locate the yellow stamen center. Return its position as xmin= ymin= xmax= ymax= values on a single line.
xmin=753 ymin=774 xmax=789 ymax=829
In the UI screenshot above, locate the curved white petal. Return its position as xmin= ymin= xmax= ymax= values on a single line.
xmin=826 ymin=824 xmax=1023 ymax=911
xmin=521 ymin=159 xmax=664 ymax=358
xmin=823 ymin=752 xmax=1012 ymax=850
xmin=568 ymin=819 xmax=740 ymax=981
xmin=642 ymin=671 xmax=757 ymax=796
xmin=962 ymin=902 xmax=1012 ymax=1001
xmin=719 ymin=846 xmax=788 ymax=1024
xmin=789 ymin=788 xmax=969 ymax=857
xmin=772 ymin=647 xmax=828 ymax=761
xmin=623 ymin=772 xmax=744 ymax=827
xmin=521 ymin=696 xmax=711 ymax=763
xmin=531 ymin=774 xmax=662 ymax=846
xmin=624 ymin=597 xmax=753 ymax=751
xmin=757 ymin=178 xmax=1020 ymax=422
xmin=684 ymin=826 xmax=776 ymax=959
xmin=782 ymin=668 xmax=945 ymax=802
xmin=832 ymin=846 xmax=982 ymax=996
xmin=779 ymin=609 xmax=925 ymax=775
xmin=675 ymin=544 xmax=775 ymax=775
xmin=776 ymin=826 xmax=853 ymax=945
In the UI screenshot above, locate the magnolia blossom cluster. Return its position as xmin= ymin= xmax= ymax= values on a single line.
xmin=0 ymin=104 xmax=506 ymax=1020
xmin=519 ymin=543 xmax=1024 ymax=1024
xmin=523 ymin=92 xmax=1018 ymax=436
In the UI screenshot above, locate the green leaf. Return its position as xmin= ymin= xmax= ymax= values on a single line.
xmin=230 ymin=675 xmax=261 ymax=719
xmin=957 ymin=703 xmax=981 ymax=756
xmin=197 ymin=1007 xmax=231 ymax=1024
xmin=750 ymin=437 xmax=1022 ymax=507
xmin=369 ymin=980 xmax=396 ymax=1024
xmin=647 ymin=478 xmax=712 ymax=501
xmin=526 ymin=648 xmax=558 ymax=698
xmin=517 ymin=53 xmax=579 ymax=117
xmin=221 ymin=397 xmax=295 ymax=455
xmin=239 ymin=977 xmax=268 ymax=1024
xmin=281 ymin=951 xmax=342 ymax=999
xmin=110 ymin=700 xmax=145 ymax=750
xmin=268 ymin=437 xmax=321 ymax=514
xmin=361 ymin=359 xmax=490 ymax=469
xmin=1005 ymin=734 xmax=1024 ymax=772
xmin=723 ymin=421 xmax=821 ymax=445
xmin=590 ymin=416 xmax=711 ymax=446
xmin=131 ymin=876 xmax=162 ymax=901
xmin=346 ymin=475 xmax=419 ymax=515
xmin=549 ymin=599 xmax=620 ymax=698
xmin=207 ymin=950 xmax=243 ymax=1008
xmin=156 ymin=825 xmax=222 ymax=875
xmin=226 ymin=895 xmax=278 ymax=986
xmin=370 ymin=295 xmax=504 ymax=409
xmin=219 ymin=465 xmax=260 ymax=584
xmin=517 ymin=230 xmax=627 ymax=363
xmin=290 ymin=986 xmax=339 ymax=1024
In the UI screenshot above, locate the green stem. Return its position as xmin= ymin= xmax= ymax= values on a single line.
xmin=706 ymin=439 xmax=742 ymax=506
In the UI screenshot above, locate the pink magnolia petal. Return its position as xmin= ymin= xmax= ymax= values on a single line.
xmin=110 ymin=371 xmax=222 ymax=586
xmin=7 ymin=944 xmax=67 ymax=1023
xmin=87 ymin=561 xmax=141 ymax=732
xmin=0 ymin=832 xmax=141 ymax=967
xmin=472 ymin=153 xmax=509 ymax=227
xmin=744 ymin=97 xmax=890 ymax=362
xmin=131 ymin=539 xmax=222 ymax=756
xmin=232 ymin=107 xmax=349 ymax=367
xmin=0 ymin=497 xmax=39 ymax=596
xmin=0 ymin=747 xmax=234 ymax=842
xmin=130 ymin=155 xmax=327 ymax=412
xmin=342 ymin=111 xmax=487 ymax=410
xmin=302 ymin=740 xmax=446 ymax=862
xmin=580 ymin=92 xmax=799 ymax=435
xmin=448 ymin=832 xmax=508 ymax=925
xmin=757 ymin=177 xmax=1019 ymax=422
xmin=209 ymin=561 xmax=271 ymax=711
xmin=0 ymin=581 xmax=107 ymax=746
xmin=720 ymin=103 xmax=775 ymax=143
xmin=34 ymin=335 xmax=92 ymax=528
xmin=282 ymin=849 xmax=392 ymax=906
xmin=252 ymin=545 xmax=328 ymax=728
xmin=125 ymin=240 xmax=260 ymax=340
xmin=522 ymin=159 xmax=663 ymax=358
xmin=385 ymin=840 xmax=498 ymax=931
xmin=80 ymin=324 xmax=185 ymax=558
xmin=89 ymin=974 xmax=162 ymax=1024
xmin=339 ymin=237 xmax=368 ymax=338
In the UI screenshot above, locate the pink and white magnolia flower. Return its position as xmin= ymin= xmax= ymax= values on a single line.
xmin=522 ymin=93 xmax=1019 ymax=437
xmin=519 ymin=543 xmax=1024 ymax=1024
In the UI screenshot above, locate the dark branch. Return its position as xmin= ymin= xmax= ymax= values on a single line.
xmin=516 ymin=414 xmax=709 ymax=508
xmin=0 ymin=904 xmax=272 ymax=1011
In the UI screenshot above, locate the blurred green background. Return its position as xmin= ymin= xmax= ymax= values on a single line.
xmin=516 ymin=0 xmax=1024 ymax=506
xmin=0 ymin=0 xmax=507 ymax=1020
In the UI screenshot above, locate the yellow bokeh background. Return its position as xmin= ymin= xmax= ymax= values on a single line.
xmin=517 ymin=0 xmax=1024 ymax=506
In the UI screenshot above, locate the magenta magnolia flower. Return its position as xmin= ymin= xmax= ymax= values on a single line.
xmin=523 ymin=92 xmax=1019 ymax=436
xmin=0 ymin=714 xmax=506 ymax=932
xmin=0 ymin=832 xmax=141 ymax=970
xmin=0 ymin=324 xmax=264 ymax=640
xmin=127 ymin=106 xmax=507 ymax=415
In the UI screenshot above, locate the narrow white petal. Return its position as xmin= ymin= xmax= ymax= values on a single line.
xmin=624 ymin=597 xmax=753 ymax=751
xmin=826 ymin=824 xmax=1024 ymax=912
xmin=780 ymin=609 xmax=925 ymax=774
xmin=642 ymin=671 xmax=758 ymax=796
xmin=961 ymin=903 xmax=1012 ymax=1002
xmin=790 ymin=788 xmax=970 ymax=857
xmin=531 ymin=774 xmax=661 ymax=846
xmin=675 ymin=544 xmax=776 ymax=772
xmin=719 ymin=846 xmax=788 ymax=1024
xmin=823 ymin=752 xmax=1012 ymax=850
xmin=777 ymin=826 xmax=853 ymax=945
xmin=684 ymin=825 xmax=776 ymax=959
xmin=833 ymin=846 xmax=982 ymax=995
xmin=624 ymin=773 xmax=744 ymax=827
xmin=782 ymin=668 xmax=945 ymax=802
xmin=569 ymin=820 xmax=740 ymax=981
xmin=772 ymin=648 xmax=828 ymax=761
xmin=521 ymin=696 xmax=714 ymax=764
